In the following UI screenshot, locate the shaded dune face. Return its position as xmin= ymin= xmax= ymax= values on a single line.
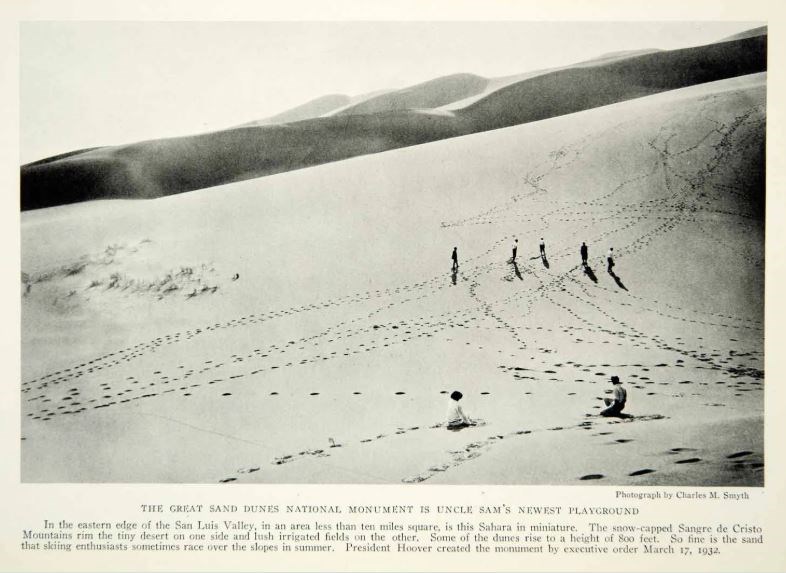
xmin=20 ymin=34 xmax=766 ymax=210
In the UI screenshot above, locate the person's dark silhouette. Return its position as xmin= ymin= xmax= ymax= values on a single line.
xmin=451 ymin=247 xmax=459 ymax=271
xmin=539 ymin=238 xmax=546 ymax=258
xmin=606 ymin=247 xmax=615 ymax=273
xmin=511 ymin=238 xmax=518 ymax=263
xmin=580 ymin=242 xmax=588 ymax=266
xmin=600 ymin=375 xmax=627 ymax=417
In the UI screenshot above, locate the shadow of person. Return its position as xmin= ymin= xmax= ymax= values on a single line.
xmin=541 ymin=254 xmax=550 ymax=269
xmin=451 ymin=267 xmax=458 ymax=285
xmin=608 ymin=269 xmax=628 ymax=291
xmin=583 ymin=264 xmax=598 ymax=283
xmin=512 ymin=261 xmax=523 ymax=280
xmin=600 ymin=412 xmax=634 ymax=419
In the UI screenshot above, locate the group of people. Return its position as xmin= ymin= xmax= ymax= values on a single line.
xmin=450 ymin=239 xmax=617 ymax=273
xmin=446 ymin=238 xmax=628 ymax=430
xmin=446 ymin=375 xmax=628 ymax=430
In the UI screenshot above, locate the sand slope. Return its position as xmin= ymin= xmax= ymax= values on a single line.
xmin=21 ymin=32 xmax=766 ymax=210
xmin=21 ymin=72 xmax=765 ymax=484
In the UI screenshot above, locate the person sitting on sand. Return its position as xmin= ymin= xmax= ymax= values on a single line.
xmin=600 ymin=375 xmax=627 ymax=417
xmin=446 ymin=391 xmax=476 ymax=430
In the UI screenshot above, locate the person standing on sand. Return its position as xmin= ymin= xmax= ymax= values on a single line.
xmin=580 ymin=242 xmax=588 ymax=266
xmin=607 ymin=247 xmax=615 ymax=272
xmin=600 ymin=375 xmax=627 ymax=417
xmin=446 ymin=391 xmax=476 ymax=430
xmin=452 ymin=247 xmax=459 ymax=271
xmin=512 ymin=238 xmax=518 ymax=262
xmin=539 ymin=238 xmax=546 ymax=258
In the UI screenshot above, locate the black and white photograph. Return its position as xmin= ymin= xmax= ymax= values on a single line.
xmin=19 ymin=20 xmax=766 ymax=486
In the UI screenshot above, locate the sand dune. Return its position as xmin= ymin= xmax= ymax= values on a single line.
xmin=21 ymin=31 xmax=765 ymax=210
xmin=21 ymin=72 xmax=765 ymax=483
xmin=722 ymin=25 xmax=767 ymax=42
xmin=334 ymin=73 xmax=489 ymax=115
xmin=238 ymin=94 xmax=351 ymax=127
xmin=458 ymin=35 xmax=766 ymax=131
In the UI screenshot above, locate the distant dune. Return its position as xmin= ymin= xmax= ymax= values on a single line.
xmin=335 ymin=73 xmax=489 ymax=115
xmin=722 ymin=25 xmax=767 ymax=42
xmin=239 ymin=94 xmax=351 ymax=127
xmin=459 ymin=35 xmax=766 ymax=131
xmin=21 ymin=31 xmax=766 ymax=210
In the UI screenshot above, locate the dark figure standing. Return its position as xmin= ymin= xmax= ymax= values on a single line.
xmin=606 ymin=247 xmax=615 ymax=273
xmin=451 ymin=247 xmax=459 ymax=271
xmin=600 ymin=375 xmax=627 ymax=417
xmin=539 ymin=238 xmax=546 ymax=258
xmin=580 ymin=242 xmax=588 ymax=266
xmin=512 ymin=238 xmax=518 ymax=262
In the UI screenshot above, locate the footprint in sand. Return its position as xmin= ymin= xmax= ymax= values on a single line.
xmin=428 ymin=464 xmax=451 ymax=472
xmin=629 ymin=469 xmax=656 ymax=476
xmin=667 ymin=447 xmax=696 ymax=454
xmin=579 ymin=474 xmax=604 ymax=481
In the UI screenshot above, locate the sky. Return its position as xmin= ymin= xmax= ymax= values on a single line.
xmin=20 ymin=21 xmax=763 ymax=163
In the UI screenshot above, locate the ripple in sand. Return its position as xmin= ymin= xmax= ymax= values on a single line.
xmin=726 ymin=451 xmax=753 ymax=459
xmin=579 ymin=474 xmax=604 ymax=480
xmin=675 ymin=457 xmax=701 ymax=464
